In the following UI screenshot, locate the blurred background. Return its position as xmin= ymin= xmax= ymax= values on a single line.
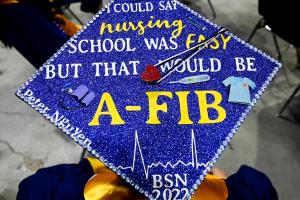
xmin=0 ymin=0 xmax=299 ymax=199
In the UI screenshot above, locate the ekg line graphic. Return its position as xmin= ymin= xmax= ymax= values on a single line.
xmin=117 ymin=129 xmax=210 ymax=179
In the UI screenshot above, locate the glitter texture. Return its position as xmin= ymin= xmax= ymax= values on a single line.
xmin=16 ymin=0 xmax=281 ymax=199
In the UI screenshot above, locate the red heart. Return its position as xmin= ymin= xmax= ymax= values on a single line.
xmin=141 ymin=65 xmax=162 ymax=83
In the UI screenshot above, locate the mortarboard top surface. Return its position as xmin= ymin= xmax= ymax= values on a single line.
xmin=16 ymin=0 xmax=281 ymax=199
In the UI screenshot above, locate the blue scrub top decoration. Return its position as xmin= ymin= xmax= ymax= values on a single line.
xmin=16 ymin=0 xmax=281 ymax=199
xmin=223 ymin=76 xmax=256 ymax=105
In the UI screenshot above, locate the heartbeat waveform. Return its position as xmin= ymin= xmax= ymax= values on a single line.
xmin=117 ymin=129 xmax=210 ymax=179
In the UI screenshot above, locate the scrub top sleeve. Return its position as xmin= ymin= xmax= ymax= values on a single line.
xmin=222 ymin=76 xmax=233 ymax=87
xmin=245 ymin=78 xmax=256 ymax=90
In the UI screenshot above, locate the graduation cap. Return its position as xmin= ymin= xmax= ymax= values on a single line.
xmin=16 ymin=0 xmax=281 ymax=199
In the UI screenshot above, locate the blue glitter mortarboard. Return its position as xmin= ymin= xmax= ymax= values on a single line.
xmin=16 ymin=0 xmax=281 ymax=199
